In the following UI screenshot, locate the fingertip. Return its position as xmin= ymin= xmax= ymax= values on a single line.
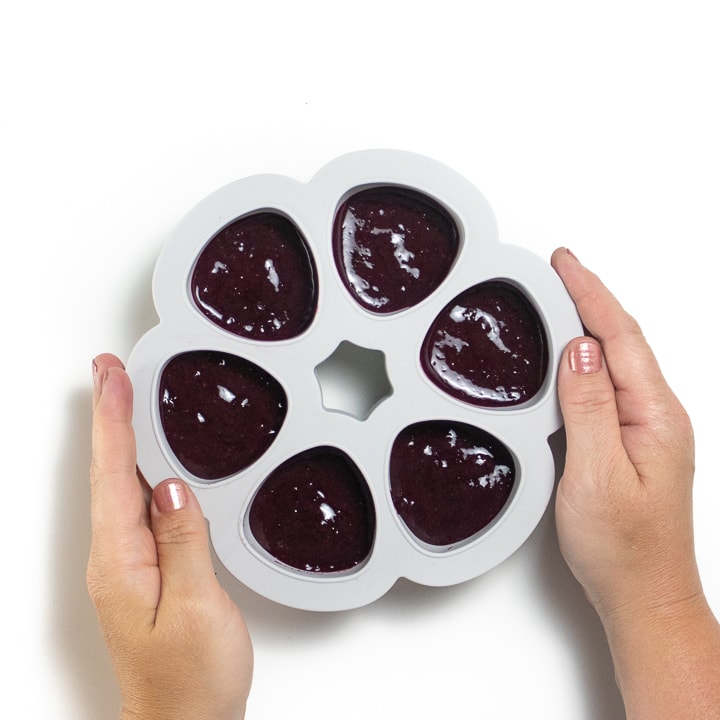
xmin=557 ymin=337 xmax=618 ymax=436
xmin=150 ymin=478 xmax=206 ymax=535
xmin=551 ymin=246 xmax=598 ymax=293
xmin=558 ymin=337 xmax=609 ymax=396
xmin=92 ymin=353 xmax=127 ymax=402
xmin=94 ymin=365 xmax=133 ymax=417
xmin=153 ymin=479 xmax=193 ymax=514
xmin=551 ymin=246 xmax=580 ymax=270
xmin=566 ymin=338 xmax=604 ymax=375
xmin=92 ymin=353 xmax=125 ymax=375
xmin=150 ymin=480 xmax=217 ymax=597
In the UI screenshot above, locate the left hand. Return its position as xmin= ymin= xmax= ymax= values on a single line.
xmin=87 ymin=353 xmax=253 ymax=720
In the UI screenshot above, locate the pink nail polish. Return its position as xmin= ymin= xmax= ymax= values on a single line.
xmin=155 ymin=480 xmax=188 ymax=512
xmin=568 ymin=340 xmax=602 ymax=374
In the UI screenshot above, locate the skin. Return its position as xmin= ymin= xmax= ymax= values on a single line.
xmin=87 ymin=354 xmax=253 ymax=720
xmin=87 ymin=248 xmax=720 ymax=718
xmin=551 ymin=247 xmax=720 ymax=719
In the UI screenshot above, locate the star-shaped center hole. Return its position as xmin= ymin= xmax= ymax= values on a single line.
xmin=314 ymin=341 xmax=393 ymax=421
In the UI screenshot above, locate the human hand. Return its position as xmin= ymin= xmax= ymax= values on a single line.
xmin=551 ymin=247 xmax=701 ymax=620
xmin=551 ymin=248 xmax=720 ymax=719
xmin=87 ymin=354 xmax=253 ymax=720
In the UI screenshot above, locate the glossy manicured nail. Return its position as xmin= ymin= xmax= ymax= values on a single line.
xmin=154 ymin=480 xmax=189 ymax=512
xmin=569 ymin=340 xmax=603 ymax=374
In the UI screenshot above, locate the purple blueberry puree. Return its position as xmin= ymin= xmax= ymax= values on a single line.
xmin=390 ymin=421 xmax=515 ymax=546
xmin=159 ymin=350 xmax=287 ymax=481
xmin=421 ymin=281 xmax=548 ymax=407
xmin=191 ymin=212 xmax=318 ymax=340
xmin=333 ymin=186 xmax=459 ymax=314
xmin=248 ymin=447 xmax=375 ymax=573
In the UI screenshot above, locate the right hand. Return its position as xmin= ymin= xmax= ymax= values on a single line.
xmin=551 ymin=248 xmax=701 ymax=621
xmin=551 ymin=248 xmax=720 ymax=720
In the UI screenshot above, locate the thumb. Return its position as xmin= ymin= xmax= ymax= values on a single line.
xmin=150 ymin=479 xmax=219 ymax=599
xmin=557 ymin=338 xmax=630 ymax=483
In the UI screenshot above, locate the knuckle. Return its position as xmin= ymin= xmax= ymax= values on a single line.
xmin=154 ymin=519 xmax=205 ymax=548
xmin=564 ymin=381 xmax=617 ymax=420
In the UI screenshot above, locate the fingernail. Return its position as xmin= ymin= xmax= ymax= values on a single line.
xmin=154 ymin=480 xmax=189 ymax=512
xmin=568 ymin=340 xmax=603 ymax=374
xmin=565 ymin=247 xmax=580 ymax=262
xmin=92 ymin=357 xmax=105 ymax=393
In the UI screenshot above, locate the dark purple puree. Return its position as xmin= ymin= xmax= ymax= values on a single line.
xmin=333 ymin=186 xmax=459 ymax=313
xmin=421 ymin=281 xmax=548 ymax=407
xmin=191 ymin=212 xmax=318 ymax=340
xmin=390 ymin=421 xmax=515 ymax=546
xmin=159 ymin=350 xmax=287 ymax=481
xmin=248 ymin=447 xmax=375 ymax=573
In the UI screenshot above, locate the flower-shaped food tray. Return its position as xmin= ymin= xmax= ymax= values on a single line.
xmin=127 ymin=150 xmax=582 ymax=611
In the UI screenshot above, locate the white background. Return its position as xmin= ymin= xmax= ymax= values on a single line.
xmin=2 ymin=2 xmax=718 ymax=718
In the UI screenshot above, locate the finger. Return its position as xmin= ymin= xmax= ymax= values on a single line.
xmin=557 ymin=337 xmax=635 ymax=487
xmin=551 ymin=248 xmax=671 ymax=427
xmin=92 ymin=353 xmax=124 ymax=407
xmin=90 ymin=355 xmax=148 ymax=542
xmin=150 ymin=480 xmax=220 ymax=604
